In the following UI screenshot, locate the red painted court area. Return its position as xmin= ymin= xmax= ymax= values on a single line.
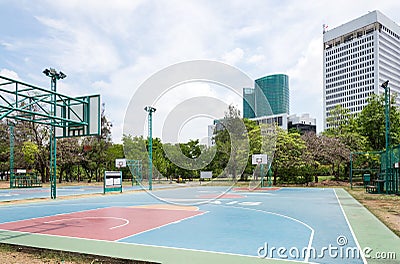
xmin=0 ymin=206 xmax=205 ymax=241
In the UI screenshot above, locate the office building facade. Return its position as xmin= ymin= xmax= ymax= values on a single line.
xmin=323 ymin=10 xmax=400 ymax=129
xmin=243 ymin=87 xmax=256 ymax=118
xmin=255 ymin=74 xmax=289 ymax=116
xmin=243 ymin=74 xmax=289 ymax=119
xmin=288 ymin=113 xmax=317 ymax=134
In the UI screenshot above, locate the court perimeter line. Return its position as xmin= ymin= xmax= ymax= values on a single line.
xmin=120 ymin=241 xmax=317 ymax=264
xmin=333 ymin=189 xmax=367 ymax=264
xmin=0 ymin=228 xmax=316 ymax=264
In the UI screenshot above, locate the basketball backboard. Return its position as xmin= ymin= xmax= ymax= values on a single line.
xmin=115 ymin=158 xmax=127 ymax=168
xmin=252 ymin=154 xmax=268 ymax=165
xmin=55 ymin=94 xmax=100 ymax=138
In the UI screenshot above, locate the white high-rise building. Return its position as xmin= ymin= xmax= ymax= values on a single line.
xmin=323 ymin=10 xmax=400 ymax=129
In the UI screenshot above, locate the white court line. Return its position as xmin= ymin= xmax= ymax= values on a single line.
xmin=117 ymin=211 xmax=209 ymax=241
xmin=44 ymin=216 xmax=130 ymax=230
xmin=219 ymin=204 xmax=315 ymax=263
xmin=0 ymin=228 xmax=315 ymax=263
xmin=122 ymin=241 xmax=316 ymax=263
xmin=333 ymin=189 xmax=367 ymax=264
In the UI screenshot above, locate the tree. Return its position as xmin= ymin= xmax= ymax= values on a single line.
xmin=214 ymin=105 xmax=249 ymax=180
xmin=271 ymin=128 xmax=307 ymax=184
xmin=122 ymin=134 xmax=148 ymax=180
xmin=22 ymin=141 xmax=39 ymax=169
xmin=57 ymin=138 xmax=81 ymax=182
xmin=0 ymin=121 xmax=9 ymax=175
xmin=357 ymin=93 xmax=400 ymax=151
xmin=81 ymin=104 xmax=112 ymax=182
xmin=325 ymin=104 xmax=352 ymax=132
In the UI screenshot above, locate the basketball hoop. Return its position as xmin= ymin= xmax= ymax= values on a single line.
xmin=115 ymin=159 xmax=127 ymax=169
xmin=252 ymin=154 xmax=267 ymax=165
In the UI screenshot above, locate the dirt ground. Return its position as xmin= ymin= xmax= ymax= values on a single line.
xmin=347 ymin=187 xmax=400 ymax=237
xmin=0 ymin=244 xmax=153 ymax=264
xmin=0 ymin=180 xmax=399 ymax=263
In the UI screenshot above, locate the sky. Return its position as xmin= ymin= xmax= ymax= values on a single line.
xmin=1 ymin=0 xmax=399 ymax=144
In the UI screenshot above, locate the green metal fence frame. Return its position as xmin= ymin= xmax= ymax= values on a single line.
xmin=127 ymin=160 xmax=143 ymax=186
xmin=0 ymin=74 xmax=100 ymax=198
xmin=350 ymin=148 xmax=400 ymax=194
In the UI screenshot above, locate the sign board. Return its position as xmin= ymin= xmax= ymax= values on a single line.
xmin=252 ymin=154 xmax=268 ymax=165
xmin=115 ymin=158 xmax=127 ymax=168
xmin=55 ymin=94 xmax=100 ymax=138
xmin=104 ymin=171 xmax=122 ymax=194
xmin=200 ymin=171 xmax=212 ymax=179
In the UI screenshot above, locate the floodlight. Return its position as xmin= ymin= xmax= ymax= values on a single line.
xmin=144 ymin=106 xmax=156 ymax=113
xmin=43 ymin=68 xmax=67 ymax=80
xmin=59 ymin=71 xmax=67 ymax=79
xmin=381 ymin=80 xmax=389 ymax=89
xmin=43 ymin=69 xmax=50 ymax=76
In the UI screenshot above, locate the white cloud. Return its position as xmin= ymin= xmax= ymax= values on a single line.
xmin=222 ymin=48 xmax=244 ymax=66
xmin=247 ymin=54 xmax=265 ymax=64
xmin=287 ymin=37 xmax=323 ymax=132
xmin=2 ymin=0 xmax=400 ymax=141
xmin=288 ymin=37 xmax=322 ymax=95
xmin=0 ymin=69 xmax=21 ymax=81
xmin=34 ymin=16 xmax=122 ymax=75
xmin=0 ymin=41 xmax=14 ymax=50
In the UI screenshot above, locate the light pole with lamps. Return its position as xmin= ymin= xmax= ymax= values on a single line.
xmin=144 ymin=106 xmax=156 ymax=191
xmin=43 ymin=68 xmax=66 ymax=199
xmin=382 ymin=80 xmax=390 ymax=194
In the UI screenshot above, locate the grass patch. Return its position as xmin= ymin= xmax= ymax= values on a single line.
xmin=346 ymin=187 xmax=400 ymax=237
xmin=0 ymin=243 xmax=158 ymax=264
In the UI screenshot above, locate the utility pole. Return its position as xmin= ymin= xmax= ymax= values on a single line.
xmin=144 ymin=106 xmax=156 ymax=191
xmin=382 ymin=80 xmax=390 ymax=194
xmin=43 ymin=68 xmax=66 ymax=199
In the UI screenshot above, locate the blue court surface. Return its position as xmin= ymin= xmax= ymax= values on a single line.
xmin=0 ymin=186 xmax=398 ymax=264
xmin=0 ymin=184 xmax=173 ymax=202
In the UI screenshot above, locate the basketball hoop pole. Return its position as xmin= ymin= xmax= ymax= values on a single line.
xmin=260 ymin=163 xmax=264 ymax=187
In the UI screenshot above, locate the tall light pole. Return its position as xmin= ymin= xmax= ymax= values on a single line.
xmin=8 ymin=121 xmax=15 ymax=188
xmin=144 ymin=106 xmax=156 ymax=191
xmin=382 ymin=80 xmax=390 ymax=194
xmin=43 ymin=68 xmax=66 ymax=199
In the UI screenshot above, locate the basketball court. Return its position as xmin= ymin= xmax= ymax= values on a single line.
xmin=0 ymin=186 xmax=398 ymax=264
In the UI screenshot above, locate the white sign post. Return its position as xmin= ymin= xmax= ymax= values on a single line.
xmin=104 ymin=171 xmax=122 ymax=194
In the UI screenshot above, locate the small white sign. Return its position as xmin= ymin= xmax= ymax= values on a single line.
xmin=113 ymin=177 xmax=121 ymax=185
xmin=105 ymin=178 xmax=114 ymax=186
xmin=200 ymin=171 xmax=212 ymax=179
